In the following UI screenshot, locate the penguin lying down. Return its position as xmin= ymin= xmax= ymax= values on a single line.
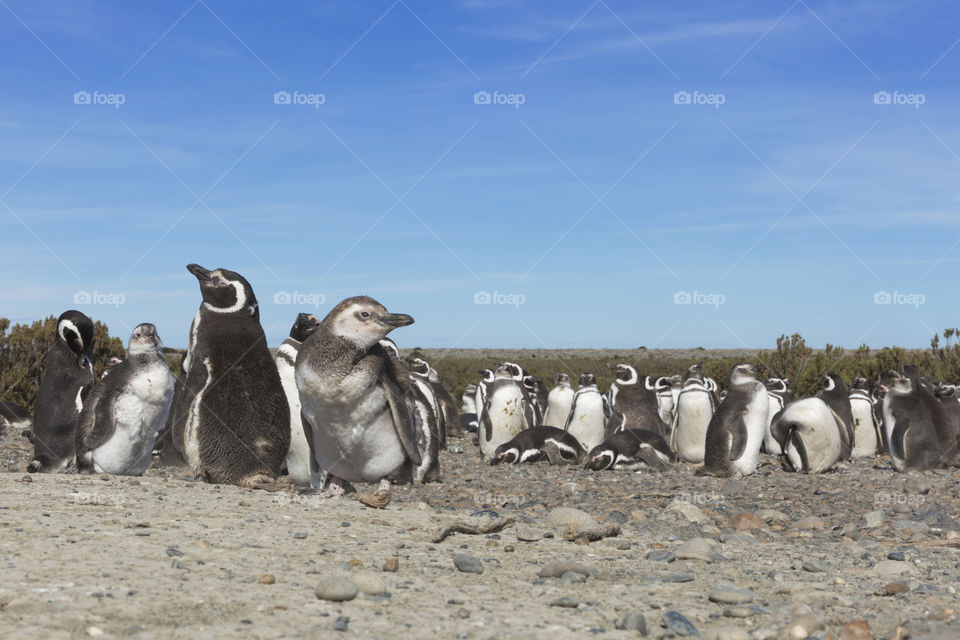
xmin=489 ymin=426 xmax=673 ymax=471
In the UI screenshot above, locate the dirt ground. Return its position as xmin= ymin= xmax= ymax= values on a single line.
xmin=1 ymin=425 xmax=959 ymax=640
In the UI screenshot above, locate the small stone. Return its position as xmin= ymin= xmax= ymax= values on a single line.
xmin=606 ymin=510 xmax=629 ymax=524
xmin=664 ymin=573 xmax=695 ymax=583
xmin=839 ymin=620 xmax=873 ymax=640
xmin=723 ymin=607 xmax=755 ymax=618
xmin=783 ymin=614 xmax=824 ymax=639
xmin=315 ymin=576 xmax=359 ymax=602
xmin=334 ymin=616 xmax=349 ymax=632
xmin=87 ymin=627 xmax=104 ymax=637
xmin=880 ymin=582 xmax=909 ymax=596
xmin=293 ymin=531 xmax=308 ymax=539
xmin=382 ymin=558 xmax=399 ymax=572
xmin=20 ymin=475 xmax=32 ymax=483
xmin=801 ymin=560 xmax=828 ymax=573
xmin=758 ymin=509 xmax=790 ymax=523
xmin=449 ymin=444 xmax=464 ymax=454
xmin=516 ymin=525 xmax=542 ymax=542
xmin=666 ymin=500 xmax=708 ymax=524
xmin=346 ymin=559 xmax=362 ymax=568
xmin=546 ymin=507 xmax=596 ymax=529
xmin=728 ymin=512 xmax=765 ymax=530
xmin=258 ymin=574 xmax=275 ymax=584
xmin=676 ymin=537 xmax=713 ymax=561
xmin=549 ymin=596 xmax=580 ymax=608
xmin=647 ymin=550 xmax=676 ymax=562
xmin=353 ymin=572 xmax=386 ymax=595
xmin=872 ymin=560 xmax=910 ymax=576
xmin=662 ymin=610 xmax=699 ymax=636
xmin=165 ymin=548 xmax=183 ymax=557
xmin=887 ymin=551 xmax=905 ymax=561
xmin=453 ymin=553 xmax=483 ymax=574
xmin=790 ymin=517 xmax=825 ymax=531
xmin=504 ymin=545 xmax=515 ymax=552
xmin=892 ymin=519 xmax=928 ymax=534
xmin=709 ymin=582 xmax=755 ymax=604
xmin=540 ymin=562 xmax=591 ymax=579
xmin=560 ymin=570 xmax=587 ymax=584
xmin=616 ymin=611 xmax=648 ymax=634
xmin=457 ymin=607 xmax=470 ymax=618
xmin=863 ymin=511 xmax=884 ymax=529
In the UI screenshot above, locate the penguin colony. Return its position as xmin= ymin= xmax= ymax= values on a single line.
xmin=10 ymin=264 xmax=960 ymax=511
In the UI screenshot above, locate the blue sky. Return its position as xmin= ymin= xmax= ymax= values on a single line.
xmin=1 ymin=0 xmax=958 ymax=349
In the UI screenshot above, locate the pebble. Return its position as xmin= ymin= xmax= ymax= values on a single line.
xmin=872 ymin=560 xmax=910 ymax=576
xmin=646 ymin=550 xmax=675 ymax=562
xmin=540 ymin=561 xmax=591 ymax=579
xmin=258 ymin=574 xmax=275 ymax=584
xmin=782 ymin=614 xmax=824 ymax=639
xmin=549 ymin=596 xmax=580 ymax=608
xmin=662 ymin=610 xmax=699 ymax=636
xmin=560 ymin=570 xmax=587 ymax=584
xmin=545 ymin=507 xmax=596 ymax=530
xmin=382 ymin=558 xmax=399 ymax=572
xmin=723 ymin=606 xmax=755 ymax=618
xmin=86 ymin=627 xmax=104 ymax=637
xmin=863 ymin=511 xmax=884 ymax=529
xmin=165 ymin=548 xmax=183 ymax=557
xmin=758 ymin=509 xmax=790 ymax=523
xmin=675 ymin=537 xmax=713 ymax=561
xmin=887 ymin=551 xmax=905 ymax=561
xmin=334 ymin=616 xmax=349 ymax=632
xmin=892 ymin=519 xmax=929 ymax=534
xmin=708 ymin=583 xmax=755 ymax=604
xmin=516 ymin=525 xmax=542 ymax=541
xmin=453 ymin=553 xmax=484 ymax=574
xmin=615 ymin=611 xmax=648 ymax=634
xmin=880 ymin=582 xmax=909 ymax=596
xmin=839 ymin=620 xmax=873 ymax=640
xmin=315 ymin=576 xmax=359 ymax=602
xmin=664 ymin=573 xmax=695 ymax=583
xmin=353 ymin=572 xmax=386 ymax=595
xmin=605 ymin=509 xmax=629 ymax=524
xmin=728 ymin=512 xmax=765 ymax=530
xmin=293 ymin=531 xmax=308 ymax=539
xmin=449 ymin=444 xmax=464 ymax=454
xmin=801 ymin=560 xmax=828 ymax=573
xmin=667 ymin=500 xmax=709 ymax=524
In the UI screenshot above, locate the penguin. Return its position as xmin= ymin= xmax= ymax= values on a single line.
xmin=460 ymin=383 xmax=479 ymax=433
xmin=849 ymin=377 xmax=881 ymax=457
xmin=697 ymin=363 xmax=769 ymax=477
xmin=672 ymin=363 xmax=717 ymax=463
xmin=762 ymin=378 xmax=794 ymax=455
xmin=655 ymin=375 xmax=681 ymax=428
xmin=0 ymin=402 xmax=32 ymax=432
xmin=480 ymin=365 xmax=529 ymax=459
xmin=28 ymin=310 xmax=95 ymax=473
xmin=564 ymin=373 xmax=607 ymax=452
xmin=426 ymin=364 xmax=462 ymax=439
xmin=542 ymin=373 xmax=575 ymax=428
xmin=880 ymin=370 xmax=941 ymax=472
xmin=605 ymin=364 xmax=668 ymax=438
xmin=406 ymin=357 xmax=447 ymax=449
xmin=501 ymin=361 xmax=525 ymax=381
xmin=75 ymin=323 xmax=174 ymax=475
xmin=903 ymin=366 xmax=956 ymax=467
xmin=296 ymin=296 xmax=432 ymax=508
xmin=816 ymin=374 xmax=854 ymax=460
xmin=770 ymin=398 xmax=843 ymax=473
xmin=276 ymin=312 xmax=320 ymax=486
xmin=872 ymin=382 xmax=887 ymax=454
xmin=584 ymin=429 xmax=673 ymax=471
xmin=475 ymin=369 xmax=495 ymax=435
xmin=522 ymin=375 xmax=546 ymax=427
xmin=176 ymin=264 xmax=290 ymax=487
xmin=934 ymin=381 xmax=960 ymax=466
xmin=490 ymin=426 xmax=585 ymax=465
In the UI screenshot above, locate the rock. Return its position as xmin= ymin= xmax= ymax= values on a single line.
xmin=781 ymin=614 xmax=824 ymax=639
xmin=606 ymin=510 xmax=629 ymax=524
xmin=801 ymin=560 xmax=828 ymax=573
xmin=382 ymin=558 xmax=399 ymax=572
xmin=879 ymin=582 xmax=909 ymax=596
xmin=839 ymin=620 xmax=873 ymax=640
xmin=709 ymin=583 xmax=755 ymax=605
xmin=892 ymin=519 xmax=929 ymax=534
xmin=165 ymin=547 xmax=183 ymax=557
xmin=353 ymin=572 xmax=386 ymax=595
xmin=728 ymin=512 xmax=765 ymax=530
xmin=87 ymin=627 xmax=104 ymax=637
xmin=662 ymin=610 xmax=699 ymax=636
xmin=647 ymin=550 xmax=676 ymax=562
xmin=863 ymin=511 xmax=884 ymax=529
xmin=560 ymin=570 xmax=587 ymax=584
xmin=616 ymin=611 xmax=648 ymax=634
xmin=453 ymin=553 xmax=484 ymax=574
xmin=315 ymin=576 xmax=359 ymax=602
xmin=516 ymin=525 xmax=542 ymax=542
xmin=887 ymin=551 xmax=905 ymax=561
xmin=665 ymin=573 xmax=695 ymax=583
xmin=258 ymin=574 xmax=275 ymax=584
xmin=676 ymin=537 xmax=713 ymax=561
xmin=334 ymin=616 xmax=349 ymax=632
xmin=872 ymin=560 xmax=910 ymax=576
xmin=758 ymin=509 xmax=790 ymax=524
xmin=540 ymin=561 xmax=591 ymax=579
xmin=917 ymin=510 xmax=959 ymax=531
xmin=546 ymin=507 xmax=596 ymax=529
xmin=723 ymin=607 xmax=755 ymax=618
xmin=549 ymin=596 xmax=580 ymax=608
xmin=293 ymin=531 xmax=308 ymax=539
xmin=667 ymin=500 xmax=709 ymax=524
xmin=789 ymin=517 xmax=825 ymax=531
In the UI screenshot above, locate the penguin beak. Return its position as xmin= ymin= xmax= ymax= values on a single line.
xmin=377 ymin=313 xmax=414 ymax=328
xmin=187 ymin=264 xmax=212 ymax=282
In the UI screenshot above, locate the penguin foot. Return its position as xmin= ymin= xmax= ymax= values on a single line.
xmin=359 ymin=479 xmax=392 ymax=509
xmin=320 ymin=477 xmax=346 ymax=498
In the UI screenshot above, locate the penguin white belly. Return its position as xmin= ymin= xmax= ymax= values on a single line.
xmin=184 ymin=356 xmax=212 ymax=472
xmin=657 ymin=392 xmax=675 ymax=426
xmin=543 ymin=389 xmax=573 ymax=428
xmin=277 ymin=348 xmax=311 ymax=486
xmin=729 ymin=384 xmax=768 ymax=476
xmin=849 ymin=397 xmax=877 ymax=457
xmin=763 ymin=394 xmax=784 ymax=454
xmin=775 ymin=398 xmax=841 ymax=473
xmin=481 ymin=389 xmax=526 ymax=458
xmin=882 ymin=397 xmax=904 ymax=471
xmin=674 ymin=390 xmax=712 ymax=463
xmin=567 ymin=393 xmax=605 ymax=452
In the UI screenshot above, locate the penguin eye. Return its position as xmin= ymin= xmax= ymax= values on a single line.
xmin=360 ymin=311 xmax=370 ymax=319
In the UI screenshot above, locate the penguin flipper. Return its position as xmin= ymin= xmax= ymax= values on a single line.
xmin=376 ymin=345 xmax=423 ymax=467
xmin=75 ymin=381 xmax=114 ymax=467
xmin=480 ymin=402 xmax=494 ymax=443
xmin=637 ymin=446 xmax=670 ymax=472
xmin=890 ymin=415 xmax=909 ymax=461
xmin=728 ymin=416 xmax=748 ymax=461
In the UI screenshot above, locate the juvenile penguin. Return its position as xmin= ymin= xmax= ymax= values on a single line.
xmin=460 ymin=383 xmax=479 ymax=433
xmin=697 ymin=363 xmax=769 ymax=477
xmin=29 ymin=310 xmax=95 ymax=473
xmin=177 ymin=264 xmax=290 ymax=487
xmin=75 ymin=323 xmax=174 ymax=475
xmin=903 ymin=366 xmax=956 ymax=467
xmin=672 ymin=363 xmax=717 ymax=463
xmin=849 ymin=377 xmax=881 ymax=457
xmin=605 ymin=364 xmax=668 ymax=437
xmin=276 ymin=312 xmax=320 ymax=486
xmin=585 ymin=429 xmax=673 ymax=471
xmin=296 ymin=296 xmax=431 ymax=508
xmin=763 ymin=378 xmax=794 ymax=455
xmin=770 ymin=398 xmax=843 ymax=473
xmin=880 ymin=370 xmax=940 ymax=472
xmin=655 ymin=375 xmax=681 ymax=428
xmin=934 ymin=381 xmax=960 ymax=466
xmin=542 ymin=373 xmax=575 ymax=428
xmin=490 ymin=426 xmax=585 ymax=465
xmin=564 ymin=373 xmax=607 ymax=452
xmin=406 ymin=357 xmax=447 ymax=449
xmin=480 ymin=365 xmax=529 ymax=459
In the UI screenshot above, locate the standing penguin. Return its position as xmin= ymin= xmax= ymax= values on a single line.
xmin=522 ymin=375 xmax=547 ymax=427
xmin=176 ymin=264 xmax=290 ymax=487
xmin=29 ymin=310 xmax=95 ymax=473
xmin=934 ymin=381 xmax=960 ymax=466
xmin=605 ymin=364 xmax=668 ymax=438
xmin=564 ymin=373 xmax=607 ymax=452
xmin=903 ymin=366 xmax=956 ymax=467
xmin=296 ymin=296 xmax=432 ymax=508
xmin=406 ymin=357 xmax=447 ymax=449
xmin=655 ymin=375 xmax=681 ymax=428
xmin=276 ymin=312 xmax=320 ymax=486
xmin=460 ymin=383 xmax=479 ymax=433
xmin=480 ymin=365 xmax=528 ymax=459
xmin=817 ymin=374 xmax=854 ymax=460
xmin=849 ymin=377 xmax=881 ymax=457
xmin=762 ymin=378 xmax=794 ymax=455
xmin=672 ymin=363 xmax=717 ymax=463
xmin=475 ymin=369 xmax=494 ymax=434
xmin=75 ymin=323 xmax=174 ymax=475
xmin=880 ymin=370 xmax=941 ymax=471
xmin=770 ymin=398 xmax=843 ymax=473
xmin=697 ymin=364 xmax=768 ymax=477
xmin=543 ymin=373 xmax=575 ymax=428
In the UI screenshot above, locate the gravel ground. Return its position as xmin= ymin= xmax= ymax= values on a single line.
xmin=2 ymin=426 xmax=959 ymax=640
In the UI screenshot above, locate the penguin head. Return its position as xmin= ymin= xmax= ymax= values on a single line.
xmin=500 ymin=362 xmax=523 ymax=380
xmin=187 ymin=264 xmax=259 ymax=319
xmin=494 ymin=365 xmax=513 ymax=380
xmin=57 ymin=310 xmax=94 ymax=357
xmin=127 ymin=323 xmax=163 ymax=354
xmin=818 ymin=373 xmax=845 ymax=392
xmin=764 ymin=377 xmax=788 ymax=393
xmin=289 ymin=312 xmax=320 ymax=342
xmin=935 ymin=381 xmax=956 ymax=398
xmin=556 ymin=372 xmax=571 ymax=385
xmin=684 ymin=362 xmax=704 ymax=382
xmin=406 ymin=357 xmax=430 ymax=376
xmin=491 ymin=444 xmax=518 ymax=465
xmin=478 ymin=369 xmax=495 ymax=383
xmin=851 ymin=376 xmax=869 ymax=391
xmin=522 ymin=375 xmax=538 ymax=392
xmin=379 ymin=337 xmax=400 ymax=358
xmin=585 ymin=446 xmax=614 ymax=471
xmin=607 ymin=363 xmax=637 ymax=384
xmin=728 ymin=363 xmax=764 ymax=385
xmin=324 ymin=296 xmax=413 ymax=350
xmin=877 ymin=370 xmax=906 ymax=396
xmin=579 ymin=373 xmax=596 ymax=387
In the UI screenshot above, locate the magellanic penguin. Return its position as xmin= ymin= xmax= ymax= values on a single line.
xmin=296 ymin=296 xmax=432 ymax=508
xmin=902 ymin=366 xmax=956 ymax=467
xmin=276 ymin=312 xmax=320 ymax=486
xmin=490 ymin=426 xmax=585 ymax=465
xmin=655 ymin=375 xmax=682 ymax=428
xmin=75 ymin=323 xmax=174 ymax=475
xmin=176 ymin=264 xmax=290 ymax=487
xmin=460 ymin=383 xmax=479 ymax=433
xmin=849 ymin=377 xmax=881 ymax=457
xmin=475 ymin=369 xmax=495 ymax=435
xmin=672 ymin=363 xmax=717 ymax=463
xmin=762 ymin=377 xmax=794 ymax=455
xmin=605 ymin=364 xmax=669 ymax=438
xmin=770 ymin=398 xmax=843 ymax=473
xmin=480 ymin=365 xmax=529 ymax=459
xmin=697 ymin=363 xmax=769 ymax=477
xmin=564 ymin=373 xmax=607 ymax=452
xmin=522 ymin=375 xmax=546 ymax=427
xmin=934 ymin=381 xmax=960 ymax=466
xmin=542 ymin=373 xmax=575 ymax=428
xmin=427 ymin=364 xmax=462 ymax=440
xmin=0 ymin=402 xmax=32 ymax=432
xmin=880 ymin=370 xmax=941 ymax=472
xmin=585 ymin=429 xmax=674 ymax=471
xmin=29 ymin=310 xmax=95 ymax=473
xmin=406 ymin=357 xmax=447 ymax=450
xmin=816 ymin=374 xmax=854 ymax=460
